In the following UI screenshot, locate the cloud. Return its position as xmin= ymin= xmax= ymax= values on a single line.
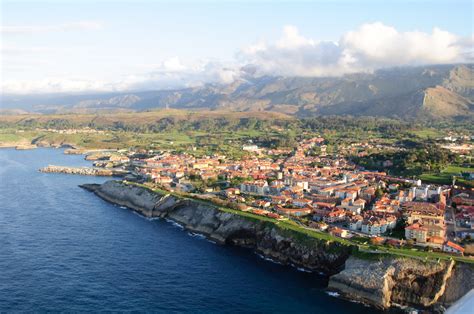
xmin=240 ymin=22 xmax=472 ymax=77
xmin=1 ymin=21 xmax=103 ymax=34
xmin=1 ymin=57 xmax=242 ymax=94
xmin=2 ymin=22 xmax=472 ymax=94
xmin=1 ymin=45 xmax=51 ymax=55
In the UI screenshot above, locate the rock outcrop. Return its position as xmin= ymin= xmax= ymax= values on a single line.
xmin=81 ymin=180 xmax=474 ymax=311
xmin=328 ymin=257 xmax=473 ymax=310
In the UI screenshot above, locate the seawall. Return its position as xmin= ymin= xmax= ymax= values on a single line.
xmin=40 ymin=165 xmax=127 ymax=177
xmin=81 ymin=180 xmax=474 ymax=311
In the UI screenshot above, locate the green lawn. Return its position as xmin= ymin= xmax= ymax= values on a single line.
xmin=420 ymin=165 xmax=474 ymax=187
xmin=410 ymin=129 xmax=444 ymax=139
xmin=0 ymin=130 xmax=40 ymax=145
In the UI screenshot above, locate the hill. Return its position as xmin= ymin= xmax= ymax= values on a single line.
xmin=1 ymin=64 xmax=472 ymax=120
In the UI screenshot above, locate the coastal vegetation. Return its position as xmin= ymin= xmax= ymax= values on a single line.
xmin=1 ymin=110 xmax=472 ymax=186
xmin=129 ymin=182 xmax=474 ymax=264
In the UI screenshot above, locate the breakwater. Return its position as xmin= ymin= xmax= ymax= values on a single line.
xmin=40 ymin=165 xmax=127 ymax=176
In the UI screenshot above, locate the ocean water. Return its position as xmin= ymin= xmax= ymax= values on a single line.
xmin=0 ymin=148 xmax=383 ymax=313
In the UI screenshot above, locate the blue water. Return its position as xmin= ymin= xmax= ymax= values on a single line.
xmin=0 ymin=148 xmax=383 ymax=312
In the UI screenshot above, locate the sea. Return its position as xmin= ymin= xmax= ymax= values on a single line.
xmin=0 ymin=148 xmax=385 ymax=313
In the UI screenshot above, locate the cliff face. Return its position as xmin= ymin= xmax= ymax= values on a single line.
xmin=81 ymin=180 xmax=474 ymax=310
xmin=328 ymin=257 xmax=473 ymax=309
xmin=81 ymin=181 xmax=352 ymax=274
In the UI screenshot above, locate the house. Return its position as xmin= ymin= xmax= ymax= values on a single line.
xmin=253 ymin=200 xmax=271 ymax=208
xmin=322 ymin=208 xmax=346 ymax=223
xmin=361 ymin=218 xmax=383 ymax=235
xmin=275 ymin=206 xmax=312 ymax=217
xmin=443 ymin=241 xmax=465 ymax=255
xmin=270 ymin=195 xmax=289 ymax=205
xmin=388 ymin=183 xmax=399 ymax=191
xmin=349 ymin=215 xmax=363 ymax=231
xmin=224 ymin=188 xmax=240 ymax=197
xmin=341 ymin=198 xmax=365 ymax=214
xmin=329 ymin=227 xmax=350 ymax=238
xmin=403 ymin=202 xmax=445 ymax=226
xmin=242 ymin=145 xmax=259 ymax=152
xmin=371 ymin=236 xmax=386 ymax=245
xmin=310 ymin=221 xmax=329 ymax=231
xmin=292 ymin=198 xmax=312 ymax=208
xmin=405 ymin=222 xmax=445 ymax=243
xmin=360 ymin=186 xmax=376 ymax=201
xmin=414 ymin=186 xmax=429 ymax=200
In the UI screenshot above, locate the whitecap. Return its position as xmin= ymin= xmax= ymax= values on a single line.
xmin=326 ymin=291 xmax=340 ymax=298
xmin=256 ymin=253 xmax=283 ymax=265
xmin=169 ymin=221 xmax=184 ymax=229
xmin=188 ymin=232 xmax=206 ymax=239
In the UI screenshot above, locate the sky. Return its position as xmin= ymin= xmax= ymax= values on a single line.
xmin=1 ymin=0 xmax=473 ymax=94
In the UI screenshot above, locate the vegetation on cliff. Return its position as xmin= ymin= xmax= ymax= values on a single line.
xmin=122 ymin=181 xmax=474 ymax=264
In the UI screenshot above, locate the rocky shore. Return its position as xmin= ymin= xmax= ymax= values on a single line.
xmin=40 ymin=165 xmax=128 ymax=176
xmin=81 ymin=180 xmax=474 ymax=311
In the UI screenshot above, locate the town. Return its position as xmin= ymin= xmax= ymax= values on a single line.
xmin=87 ymin=136 xmax=474 ymax=258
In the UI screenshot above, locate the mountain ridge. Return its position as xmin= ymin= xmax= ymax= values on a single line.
xmin=1 ymin=64 xmax=472 ymax=120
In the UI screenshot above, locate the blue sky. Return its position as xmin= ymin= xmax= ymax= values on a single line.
xmin=1 ymin=0 xmax=473 ymax=94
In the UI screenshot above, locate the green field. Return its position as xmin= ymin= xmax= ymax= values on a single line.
xmin=410 ymin=129 xmax=444 ymax=139
xmin=421 ymin=165 xmax=474 ymax=187
xmin=0 ymin=129 xmax=40 ymax=145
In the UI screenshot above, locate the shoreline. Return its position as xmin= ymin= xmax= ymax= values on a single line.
xmin=80 ymin=180 xmax=474 ymax=311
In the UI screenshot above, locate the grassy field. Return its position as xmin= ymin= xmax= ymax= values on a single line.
xmin=0 ymin=109 xmax=294 ymax=126
xmin=410 ymin=129 xmax=444 ymax=139
xmin=420 ymin=165 xmax=474 ymax=187
xmin=0 ymin=129 xmax=41 ymax=146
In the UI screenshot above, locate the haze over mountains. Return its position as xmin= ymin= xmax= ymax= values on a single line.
xmin=1 ymin=64 xmax=472 ymax=120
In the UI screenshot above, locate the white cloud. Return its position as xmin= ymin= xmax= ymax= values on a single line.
xmin=1 ymin=22 xmax=472 ymax=94
xmin=1 ymin=57 xmax=242 ymax=94
xmin=241 ymin=22 xmax=472 ymax=77
xmin=1 ymin=21 xmax=103 ymax=34
xmin=342 ymin=23 xmax=463 ymax=68
xmin=0 ymin=44 xmax=51 ymax=55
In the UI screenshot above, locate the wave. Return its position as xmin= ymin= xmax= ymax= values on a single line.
xmin=188 ymin=232 xmax=206 ymax=240
xmin=165 ymin=218 xmax=184 ymax=230
xmin=290 ymin=263 xmax=312 ymax=273
xmin=326 ymin=291 xmax=340 ymax=298
xmin=256 ymin=253 xmax=283 ymax=265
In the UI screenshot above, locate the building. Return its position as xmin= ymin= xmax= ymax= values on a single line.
xmin=329 ymin=227 xmax=350 ymax=238
xmin=240 ymin=180 xmax=269 ymax=195
xmin=349 ymin=215 xmax=363 ymax=231
xmin=405 ymin=223 xmax=428 ymax=243
xmin=275 ymin=206 xmax=312 ymax=217
xmin=443 ymin=241 xmax=465 ymax=255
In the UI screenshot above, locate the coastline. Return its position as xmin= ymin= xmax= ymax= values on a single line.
xmin=81 ymin=180 xmax=474 ymax=311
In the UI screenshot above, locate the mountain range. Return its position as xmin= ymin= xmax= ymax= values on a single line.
xmin=1 ymin=64 xmax=472 ymax=120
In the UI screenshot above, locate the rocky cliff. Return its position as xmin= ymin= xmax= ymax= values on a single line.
xmin=81 ymin=180 xmax=474 ymax=311
xmin=328 ymin=257 xmax=473 ymax=310
xmin=81 ymin=180 xmax=351 ymax=274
